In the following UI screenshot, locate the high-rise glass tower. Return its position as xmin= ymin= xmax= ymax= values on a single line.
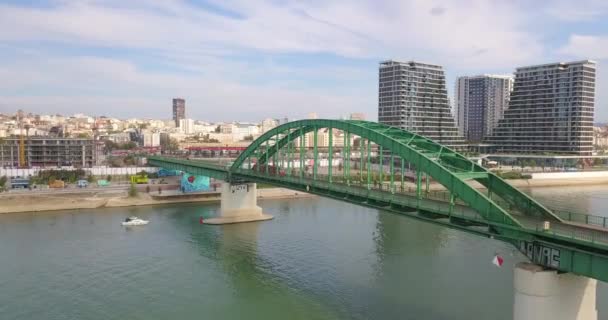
xmin=172 ymin=98 xmax=185 ymax=127
xmin=378 ymin=60 xmax=465 ymax=149
xmin=455 ymin=75 xmax=513 ymax=142
xmin=486 ymin=60 xmax=596 ymax=155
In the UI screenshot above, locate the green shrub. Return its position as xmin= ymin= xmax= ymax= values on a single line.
xmin=128 ymin=183 xmax=138 ymax=197
xmin=496 ymin=171 xmax=531 ymax=180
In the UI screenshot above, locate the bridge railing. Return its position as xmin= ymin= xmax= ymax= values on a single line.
xmin=550 ymin=210 xmax=607 ymax=229
xmin=238 ymin=169 xmax=608 ymax=239
xmin=236 ymin=170 xmax=521 ymax=228
xmin=531 ymin=219 xmax=608 ymax=246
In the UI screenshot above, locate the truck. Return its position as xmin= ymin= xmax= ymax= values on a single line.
xmin=130 ymin=174 xmax=149 ymax=184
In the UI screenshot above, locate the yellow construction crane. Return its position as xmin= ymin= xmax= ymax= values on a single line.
xmin=19 ymin=133 xmax=25 ymax=167
xmin=18 ymin=124 xmax=29 ymax=168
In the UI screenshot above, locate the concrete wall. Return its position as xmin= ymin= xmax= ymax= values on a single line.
xmin=220 ymin=182 xmax=262 ymax=217
xmin=0 ymin=166 xmax=159 ymax=177
xmin=514 ymin=263 xmax=597 ymax=320
xmin=531 ymin=171 xmax=608 ymax=180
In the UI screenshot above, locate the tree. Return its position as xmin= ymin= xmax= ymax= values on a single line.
xmin=161 ymin=138 xmax=179 ymax=152
xmin=122 ymin=141 xmax=137 ymax=149
xmin=104 ymin=140 xmax=117 ymax=153
xmin=87 ymin=175 xmax=96 ymax=183
xmin=106 ymin=175 xmax=112 ymax=182
xmin=128 ymin=183 xmax=138 ymax=197
xmin=0 ymin=175 xmax=7 ymax=192
xmin=214 ymin=125 xmax=221 ymax=133
xmin=243 ymin=135 xmax=254 ymax=141
xmin=77 ymin=132 xmax=90 ymax=139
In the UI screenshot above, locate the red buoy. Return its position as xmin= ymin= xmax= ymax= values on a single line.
xmin=199 ymin=217 xmax=204 ymax=224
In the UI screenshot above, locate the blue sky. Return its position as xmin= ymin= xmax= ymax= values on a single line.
xmin=1 ymin=0 xmax=608 ymax=122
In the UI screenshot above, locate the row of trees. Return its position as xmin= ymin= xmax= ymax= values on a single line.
xmin=104 ymin=140 xmax=138 ymax=153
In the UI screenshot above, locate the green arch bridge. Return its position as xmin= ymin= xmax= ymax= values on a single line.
xmin=149 ymin=119 xmax=608 ymax=282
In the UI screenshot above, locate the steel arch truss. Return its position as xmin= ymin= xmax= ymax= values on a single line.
xmin=230 ymin=120 xmax=562 ymax=228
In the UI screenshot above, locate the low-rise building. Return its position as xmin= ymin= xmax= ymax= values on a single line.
xmin=0 ymin=137 xmax=96 ymax=168
xmin=143 ymin=132 xmax=160 ymax=147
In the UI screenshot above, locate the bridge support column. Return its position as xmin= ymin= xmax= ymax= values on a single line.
xmin=513 ymin=262 xmax=597 ymax=320
xmin=204 ymin=182 xmax=273 ymax=225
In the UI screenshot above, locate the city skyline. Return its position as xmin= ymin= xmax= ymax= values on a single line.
xmin=1 ymin=1 xmax=608 ymax=121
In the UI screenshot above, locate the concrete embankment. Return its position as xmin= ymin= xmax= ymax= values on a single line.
xmin=0 ymin=188 xmax=314 ymax=214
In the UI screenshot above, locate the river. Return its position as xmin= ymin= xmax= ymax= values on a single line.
xmin=0 ymin=185 xmax=606 ymax=320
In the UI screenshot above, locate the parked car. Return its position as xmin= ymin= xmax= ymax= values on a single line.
xmin=77 ymin=180 xmax=89 ymax=188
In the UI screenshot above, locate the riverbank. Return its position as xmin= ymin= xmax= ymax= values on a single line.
xmin=0 ymin=188 xmax=314 ymax=214
xmin=2 ymin=174 xmax=607 ymax=214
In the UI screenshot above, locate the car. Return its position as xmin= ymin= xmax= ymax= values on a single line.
xmin=77 ymin=180 xmax=89 ymax=188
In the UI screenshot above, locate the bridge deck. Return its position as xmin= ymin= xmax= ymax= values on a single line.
xmin=149 ymin=151 xmax=608 ymax=282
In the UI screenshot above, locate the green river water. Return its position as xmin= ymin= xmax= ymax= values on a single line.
xmin=0 ymin=185 xmax=606 ymax=319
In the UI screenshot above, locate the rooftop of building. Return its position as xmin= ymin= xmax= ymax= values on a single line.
xmin=457 ymin=74 xmax=514 ymax=80
xmin=516 ymin=60 xmax=597 ymax=71
xmin=379 ymin=60 xmax=443 ymax=70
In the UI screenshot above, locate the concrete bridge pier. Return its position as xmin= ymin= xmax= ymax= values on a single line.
xmin=204 ymin=182 xmax=273 ymax=224
xmin=513 ymin=262 xmax=597 ymax=320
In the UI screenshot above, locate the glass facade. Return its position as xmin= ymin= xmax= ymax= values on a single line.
xmin=486 ymin=60 xmax=596 ymax=155
xmin=378 ymin=60 xmax=466 ymax=150
xmin=455 ymin=75 xmax=513 ymax=142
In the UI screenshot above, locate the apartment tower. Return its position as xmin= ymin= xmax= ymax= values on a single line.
xmin=455 ymin=75 xmax=513 ymax=142
xmin=172 ymin=98 xmax=186 ymax=127
xmin=378 ymin=60 xmax=465 ymax=149
xmin=486 ymin=60 xmax=596 ymax=155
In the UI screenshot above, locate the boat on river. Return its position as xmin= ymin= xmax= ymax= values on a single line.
xmin=122 ymin=216 xmax=149 ymax=226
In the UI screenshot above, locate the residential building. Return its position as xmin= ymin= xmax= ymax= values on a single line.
xmin=593 ymin=126 xmax=608 ymax=149
xmin=378 ymin=60 xmax=465 ymax=149
xmin=455 ymin=75 xmax=513 ymax=142
xmin=350 ymin=113 xmax=366 ymax=121
xmin=261 ymin=118 xmax=279 ymax=133
xmin=485 ymin=60 xmax=596 ymax=155
xmin=295 ymin=128 xmax=355 ymax=148
xmin=172 ymin=98 xmax=186 ymax=127
xmin=179 ymin=118 xmax=195 ymax=134
xmin=143 ymin=132 xmax=160 ymax=147
xmin=0 ymin=137 xmax=96 ymax=167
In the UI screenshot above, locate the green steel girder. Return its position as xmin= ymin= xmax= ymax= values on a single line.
xmin=147 ymin=155 xmax=608 ymax=282
xmin=231 ymin=119 xmax=550 ymax=227
xmin=147 ymin=158 xmax=229 ymax=180
xmin=477 ymin=174 xmax=561 ymax=222
xmin=227 ymin=170 xmax=608 ymax=283
xmin=146 ymin=119 xmax=608 ymax=282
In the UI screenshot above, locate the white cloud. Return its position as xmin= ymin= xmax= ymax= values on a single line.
xmin=559 ymin=35 xmax=608 ymax=59
xmin=544 ymin=0 xmax=608 ymax=21
xmin=0 ymin=0 xmax=541 ymax=64
xmin=6 ymin=0 xmax=608 ymax=120
xmin=0 ymin=54 xmax=375 ymax=121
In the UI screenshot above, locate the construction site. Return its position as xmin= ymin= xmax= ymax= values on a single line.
xmin=0 ymin=137 xmax=97 ymax=168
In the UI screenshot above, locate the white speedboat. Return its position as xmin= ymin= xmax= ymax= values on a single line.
xmin=122 ymin=216 xmax=149 ymax=226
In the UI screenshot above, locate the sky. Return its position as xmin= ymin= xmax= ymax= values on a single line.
xmin=1 ymin=0 xmax=608 ymax=122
